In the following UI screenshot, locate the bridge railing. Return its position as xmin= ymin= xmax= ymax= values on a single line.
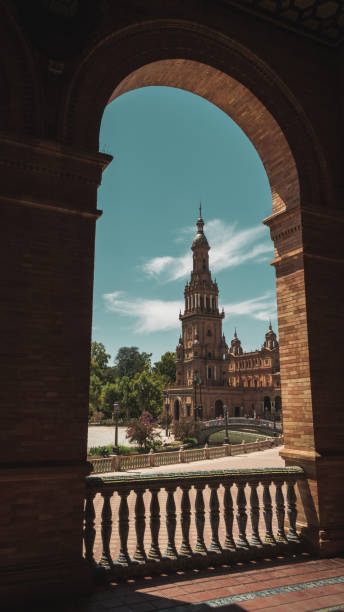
xmin=203 ymin=417 xmax=283 ymax=431
xmin=84 ymin=466 xmax=306 ymax=579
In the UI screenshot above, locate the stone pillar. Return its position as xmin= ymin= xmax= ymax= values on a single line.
xmin=0 ymin=136 xmax=111 ymax=602
xmin=265 ymin=205 xmax=344 ymax=555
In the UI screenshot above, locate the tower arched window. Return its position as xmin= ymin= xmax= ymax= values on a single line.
xmin=202 ymin=258 xmax=206 ymax=270
xmin=208 ymin=367 xmax=212 ymax=379
xmin=207 ymin=329 xmax=212 ymax=336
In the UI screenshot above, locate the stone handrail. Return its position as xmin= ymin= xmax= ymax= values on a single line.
xmin=89 ymin=435 xmax=283 ymax=474
xmin=203 ymin=417 xmax=283 ymax=431
xmin=84 ymin=466 xmax=306 ymax=579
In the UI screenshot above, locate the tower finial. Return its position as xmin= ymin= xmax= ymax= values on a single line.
xmin=199 ymin=201 xmax=202 ymax=218
xmin=269 ymin=320 xmax=272 ymax=330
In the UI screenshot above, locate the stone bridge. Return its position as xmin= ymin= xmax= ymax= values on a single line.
xmin=197 ymin=417 xmax=282 ymax=444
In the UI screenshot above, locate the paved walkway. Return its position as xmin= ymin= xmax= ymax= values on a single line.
xmin=37 ymin=555 xmax=344 ymax=611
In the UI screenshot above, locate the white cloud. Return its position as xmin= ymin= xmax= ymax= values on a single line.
xmin=142 ymin=219 xmax=273 ymax=282
xmin=104 ymin=291 xmax=183 ymax=334
xmin=223 ymin=291 xmax=277 ymax=322
xmin=103 ymin=290 xmax=276 ymax=334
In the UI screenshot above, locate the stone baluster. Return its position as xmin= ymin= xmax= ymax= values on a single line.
xmin=179 ymin=485 xmax=192 ymax=556
xmin=148 ymin=488 xmax=162 ymax=560
xmin=223 ymin=482 xmax=235 ymax=550
xmin=209 ymin=483 xmax=222 ymax=553
xmin=133 ymin=488 xmax=146 ymax=563
xmin=263 ymin=480 xmax=275 ymax=544
xmin=275 ymin=481 xmax=287 ymax=542
xmin=84 ymin=490 xmax=96 ymax=566
xmin=100 ymin=490 xmax=113 ymax=568
xmin=249 ymin=480 xmax=262 ymax=546
xmin=116 ymin=489 xmax=130 ymax=565
xmin=195 ymin=484 xmax=207 ymax=555
xmin=165 ymin=486 xmax=178 ymax=559
xmin=236 ymin=481 xmax=249 ymax=548
xmin=286 ymin=481 xmax=300 ymax=542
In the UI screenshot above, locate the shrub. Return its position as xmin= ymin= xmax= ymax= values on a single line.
xmin=182 ymin=436 xmax=198 ymax=446
xmin=88 ymin=444 xmax=113 ymax=457
xmin=126 ymin=411 xmax=160 ymax=449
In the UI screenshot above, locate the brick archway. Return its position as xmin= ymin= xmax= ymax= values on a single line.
xmin=1 ymin=5 xmax=343 ymax=604
xmin=60 ymin=30 xmax=342 ymax=558
xmin=62 ymin=22 xmax=331 ymax=213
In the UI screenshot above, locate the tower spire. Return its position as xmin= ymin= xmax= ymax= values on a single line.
xmin=199 ymin=201 xmax=202 ymax=218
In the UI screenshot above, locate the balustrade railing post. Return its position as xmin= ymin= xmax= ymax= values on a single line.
xmin=116 ymin=488 xmax=131 ymax=565
xmin=223 ymin=481 xmax=235 ymax=551
xmin=180 ymin=485 xmax=192 ymax=556
xmin=149 ymin=448 xmax=155 ymax=467
xmin=165 ymin=486 xmax=178 ymax=559
xmin=209 ymin=482 xmax=222 ymax=553
xmin=262 ymin=480 xmax=275 ymax=544
xmin=133 ymin=488 xmax=147 ymax=563
xmin=224 ymin=443 xmax=231 ymax=456
xmin=100 ymin=490 xmax=114 ymax=568
xmin=84 ymin=489 xmax=97 ymax=566
xmin=286 ymin=481 xmax=301 ymax=542
xmin=236 ymin=481 xmax=249 ymax=548
xmin=195 ymin=484 xmax=207 ymax=555
xmin=275 ymin=481 xmax=287 ymax=543
xmin=148 ymin=487 xmax=162 ymax=560
xmin=249 ymin=480 xmax=262 ymax=547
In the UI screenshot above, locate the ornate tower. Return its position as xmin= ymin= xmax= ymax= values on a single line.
xmin=175 ymin=207 xmax=227 ymax=390
xmin=264 ymin=322 xmax=279 ymax=350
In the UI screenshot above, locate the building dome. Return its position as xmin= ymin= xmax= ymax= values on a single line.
xmin=191 ymin=203 xmax=210 ymax=250
xmin=192 ymin=231 xmax=209 ymax=248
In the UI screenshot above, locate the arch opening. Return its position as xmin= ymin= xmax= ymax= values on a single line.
xmin=215 ymin=399 xmax=224 ymax=418
xmin=106 ymin=59 xmax=300 ymax=215
xmin=174 ymin=399 xmax=180 ymax=421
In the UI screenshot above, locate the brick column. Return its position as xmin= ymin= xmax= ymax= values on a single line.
xmin=0 ymin=136 xmax=111 ymax=602
xmin=265 ymin=206 xmax=344 ymax=555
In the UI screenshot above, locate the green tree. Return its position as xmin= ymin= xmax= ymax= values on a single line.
xmin=89 ymin=363 xmax=103 ymax=417
xmin=154 ymin=351 xmax=176 ymax=384
xmin=131 ymin=370 xmax=164 ymax=418
xmin=115 ymin=346 xmax=152 ymax=379
xmin=100 ymin=381 xmax=120 ymax=418
xmin=91 ymin=341 xmax=111 ymax=370
xmin=118 ymin=375 xmax=138 ymax=419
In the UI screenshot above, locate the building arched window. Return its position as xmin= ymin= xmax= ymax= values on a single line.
xmin=207 ymin=328 xmax=212 ymax=336
xmin=208 ymin=352 xmax=212 ymax=359
xmin=208 ymin=367 xmax=212 ymax=379
xmin=202 ymin=258 xmax=206 ymax=270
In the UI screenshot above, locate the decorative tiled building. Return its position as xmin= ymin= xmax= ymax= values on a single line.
xmin=165 ymin=209 xmax=281 ymax=423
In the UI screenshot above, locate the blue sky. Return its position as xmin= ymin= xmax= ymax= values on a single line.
xmin=93 ymin=86 xmax=277 ymax=365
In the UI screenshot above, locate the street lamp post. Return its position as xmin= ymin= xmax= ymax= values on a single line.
xmin=113 ymin=402 xmax=120 ymax=455
xmin=223 ymin=404 xmax=229 ymax=445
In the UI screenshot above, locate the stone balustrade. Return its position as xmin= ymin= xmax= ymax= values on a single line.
xmin=89 ymin=436 xmax=283 ymax=474
xmin=84 ymin=466 xmax=306 ymax=579
xmin=204 ymin=417 xmax=283 ymax=431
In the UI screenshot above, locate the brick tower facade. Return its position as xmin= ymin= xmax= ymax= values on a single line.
xmin=165 ymin=210 xmax=281 ymax=422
